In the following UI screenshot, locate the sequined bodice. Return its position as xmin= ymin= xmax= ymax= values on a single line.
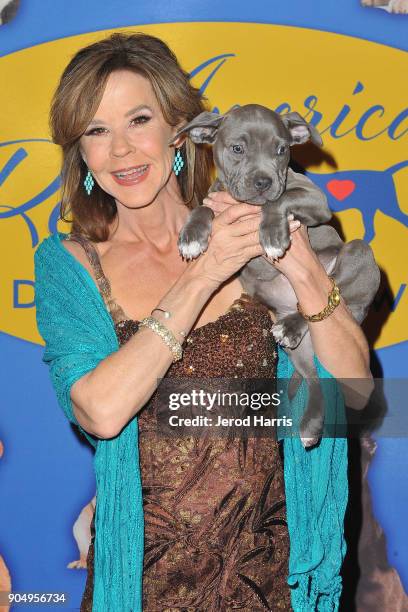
xmin=115 ymin=293 xmax=277 ymax=376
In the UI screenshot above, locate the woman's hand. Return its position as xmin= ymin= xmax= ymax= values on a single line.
xmin=203 ymin=192 xmax=305 ymax=282
xmin=265 ymin=218 xmax=323 ymax=284
xmin=193 ymin=193 xmax=264 ymax=287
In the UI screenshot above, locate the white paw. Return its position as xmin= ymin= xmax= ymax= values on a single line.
xmin=272 ymin=323 xmax=290 ymax=347
xmin=300 ymin=436 xmax=319 ymax=449
xmin=179 ymin=241 xmax=203 ymax=259
xmin=264 ymin=246 xmax=284 ymax=260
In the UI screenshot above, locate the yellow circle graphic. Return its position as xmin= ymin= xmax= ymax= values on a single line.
xmin=0 ymin=23 xmax=406 ymax=347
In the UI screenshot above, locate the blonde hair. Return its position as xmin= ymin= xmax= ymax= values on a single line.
xmin=50 ymin=32 xmax=213 ymax=241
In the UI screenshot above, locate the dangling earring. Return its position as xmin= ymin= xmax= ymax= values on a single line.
xmin=173 ymin=148 xmax=184 ymax=176
xmin=84 ymin=169 xmax=94 ymax=195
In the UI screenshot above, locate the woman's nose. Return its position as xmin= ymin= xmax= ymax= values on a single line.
xmin=111 ymin=132 xmax=135 ymax=158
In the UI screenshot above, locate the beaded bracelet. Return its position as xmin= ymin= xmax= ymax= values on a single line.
xmin=139 ymin=316 xmax=183 ymax=362
xmin=151 ymin=307 xmax=188 ymax=340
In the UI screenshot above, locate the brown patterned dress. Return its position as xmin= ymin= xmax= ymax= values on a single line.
xmin=67 ymin=234 xmax=291 ymax=612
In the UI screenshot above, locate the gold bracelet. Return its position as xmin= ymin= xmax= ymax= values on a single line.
xmin=139 ymin=316 xmax=183 ymax=362
xmin=297 ymin=276 xmax=341 ymax=322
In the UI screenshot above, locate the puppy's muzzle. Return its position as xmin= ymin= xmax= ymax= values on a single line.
xmin=254 ymin=176 xmax=272 ymax=193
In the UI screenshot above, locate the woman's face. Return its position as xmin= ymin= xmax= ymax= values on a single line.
xmin=80 ymin=69 xmax=180 ymax=208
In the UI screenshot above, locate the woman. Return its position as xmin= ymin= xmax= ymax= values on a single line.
xmin=35 ymin=33 xmax=373 ymax=611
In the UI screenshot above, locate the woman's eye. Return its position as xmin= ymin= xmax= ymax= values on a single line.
xmin=84 ymin=127 xmax=107 ymax=136
xmin=130 ymin=115 xmax=151 ymax=126
xmin=231 ymin=144 xmax=244 ymax=154
xmin=277 ymin=145 xmax=286 ymax=155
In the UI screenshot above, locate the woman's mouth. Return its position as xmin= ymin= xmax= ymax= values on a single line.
xmin=112 ymin=164 xmax=150 ymax=186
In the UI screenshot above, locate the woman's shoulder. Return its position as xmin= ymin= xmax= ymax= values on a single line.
xmin=61 ymin=234 xmax=102 ymax=287
xmin=35 ymin=231 xmax=68 ymax=261
xmin=34 ymin=232 xmax=66 ymax=272
xmin=34 ymin=232 xmax=102 ymax=305
xmin=61 ymin=234 xmax=91 ymax=266
xmin=34 ymin=231 xmax=91 ymax=282
xmin=35 ymin=232 xmax=88 ymax=267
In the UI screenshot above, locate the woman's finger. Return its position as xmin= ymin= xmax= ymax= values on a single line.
xmin=289 ymin=219 xmax=301 ymax=233
xmin=243 ymin=240 xmax=265 ymax=259
xmin=229 ymin=214 xmax=262 ymax=237
xmin=203 ymin=197 xmax=230 ymax=214
xmin=206 ymin=191 xmax=241 ymax=205
xmin=238 ymin=229 xmax=263 ymax=248
xmin=213 ymin=202 xmax=264 ymax=226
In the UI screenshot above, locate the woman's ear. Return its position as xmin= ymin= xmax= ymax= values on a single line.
xmin=170 ymin=128 xmax=187 ymax=149
xmin=79 ymin=148 xmax=88 ymax=166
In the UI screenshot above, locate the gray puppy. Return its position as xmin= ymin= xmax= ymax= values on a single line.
xmin=172 ymin=105 xmax=380 ymax=447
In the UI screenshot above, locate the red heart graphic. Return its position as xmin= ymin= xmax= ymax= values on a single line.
xmin=326 ymin=179 xmax=356 ymax=201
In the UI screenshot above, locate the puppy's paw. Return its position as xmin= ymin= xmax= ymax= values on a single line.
xmin=300 ymin=435 xmax=320 ymax=449
xmin=272 ymin=322 xmax=293 ymax=347
xmin=300 ymin=423 xmax=321 ymax=448
xmin=263 ymin=245 xmax=285 ymax=260
xmin=300 ymin=413 xmax=324 ymax=449
xmin=177 ymin=223 xmax=210 ymax=260
xmin=178 ymin=240 xmax=204 ymax=260
xmin=272 ymin=315 xmax=306 ymax=349
xmin=259 ymin=223 xmax=290 ymax=260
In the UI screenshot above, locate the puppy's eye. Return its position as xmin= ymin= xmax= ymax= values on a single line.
xmin=277 ymin=145 xmax=287 ymax=156
xmin=231 ymin=144 xmax=244 ymax=154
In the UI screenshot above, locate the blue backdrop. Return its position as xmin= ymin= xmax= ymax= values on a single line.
xmin=0 ymin=1 xmax=407 ymax=610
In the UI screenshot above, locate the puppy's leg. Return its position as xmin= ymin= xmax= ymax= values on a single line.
xmin=283 ymin=169 xmax=332 ymax=226
xmin=285 ymin=337 xmax=325 ymax=448
xmin=330 ymin=240 xmax=380 ymax=324
xmin=272 ymin=312 xmax=309 ymax=349
xmin=259 ymin=206 xmax=290 ymax=259
xmin=178 ymin=206 xmax=214 ymax=260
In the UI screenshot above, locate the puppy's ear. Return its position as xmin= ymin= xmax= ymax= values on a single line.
xmin=282 ymin=112 xmax=322 ymax=147
xmin=170 ymin=111 xmax=226 ymax=146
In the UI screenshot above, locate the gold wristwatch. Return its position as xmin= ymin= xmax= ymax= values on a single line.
xmin=297 ymin=276 xmax=341 ymax=322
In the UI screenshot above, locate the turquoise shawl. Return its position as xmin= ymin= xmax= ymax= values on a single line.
xmin=34 ymin=231 xmax=348 ymax=611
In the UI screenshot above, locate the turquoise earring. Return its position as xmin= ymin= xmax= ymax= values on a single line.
xmin=173 ymin=148 xmax=184 ymax=176
xmin=84 ymin=169 xmax=94 ymax=195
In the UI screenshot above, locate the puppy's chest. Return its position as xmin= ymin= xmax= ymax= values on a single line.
xmin=240 ymin=258 xmax=297 ymax=314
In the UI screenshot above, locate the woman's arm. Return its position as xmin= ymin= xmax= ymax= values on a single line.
xmin=69 ymin=204 xmax=264 ymax=439
xmin=273 ymin=224 xmax=371 ymax=376
xmin=70 ymin=268 xmax=213 ymax=439
xmin=269 ymin=223 xmax=374 ymax=409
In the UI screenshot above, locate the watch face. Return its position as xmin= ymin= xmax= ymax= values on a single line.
xmin=330 ymin=292 xmax=341 ymax=307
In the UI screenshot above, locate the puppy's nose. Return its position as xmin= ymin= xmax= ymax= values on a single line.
xmin=254 ymin=176 xmax=272 ymax=193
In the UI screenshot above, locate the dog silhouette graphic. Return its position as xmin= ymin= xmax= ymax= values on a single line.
xmin=307 ymin=161 xmax=408 ymax=242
